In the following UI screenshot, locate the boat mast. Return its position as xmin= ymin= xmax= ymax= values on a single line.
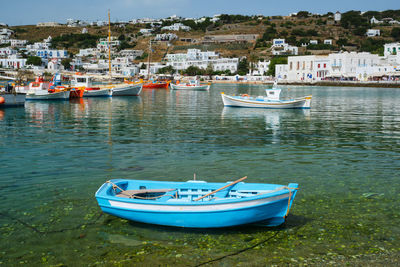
xmin=108 ymin=10 xmax=112 ymax=80
xmin=147 ymin=39 xmax=151 ymax=81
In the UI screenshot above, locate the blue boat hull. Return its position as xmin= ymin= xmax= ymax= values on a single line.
xmin=98 ymin=198 xmax=292 ymax=228
xmin=95 ymin=180 xmax=298 ymax=228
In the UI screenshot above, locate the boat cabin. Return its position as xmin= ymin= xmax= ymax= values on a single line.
xmin=28 ymin=76 xmax=50 ymax=91
xmin=265 ymin=89 xmax=281 ymax=100
xmin=71 ymin=75 xmax=93 ymax=88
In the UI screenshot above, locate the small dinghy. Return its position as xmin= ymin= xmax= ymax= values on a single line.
xmin=221 ymin=88 xmax=312 ymax=109
xmin=95 ymin=177 xmax=298 ymax=228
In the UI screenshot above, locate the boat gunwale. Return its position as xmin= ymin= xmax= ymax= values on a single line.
xmin=95 ymin=179 xmax=298 ymax=206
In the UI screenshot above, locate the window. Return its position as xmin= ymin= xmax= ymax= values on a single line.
xmin=324 ymin=64 xmax=326 ymax=68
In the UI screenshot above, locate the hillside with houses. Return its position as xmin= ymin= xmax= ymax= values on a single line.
xmin=0 ymin=10 xmax=400 ymax=83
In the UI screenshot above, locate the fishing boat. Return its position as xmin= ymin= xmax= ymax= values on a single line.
xmin=221 ymin=89 xmax=312 ymax=109
xmin=142 ymin=80 xmax=170 ymax=89
xmin=71 ymin=75 xmax=113 ymax=97
xmin=25 ymin=76 xmax=70 ymax=100
xmin=170 ymin=80 xmax=210 ymax=91
xmin=95 ymin=177 xmax=298 ymax=228
xmin=50 ymin=73 xmax=84 ymax=99
xmin=111 ymin=82 xmax=142 ymax=96
xmin=0 ymin=92 xmax=25 ymax=107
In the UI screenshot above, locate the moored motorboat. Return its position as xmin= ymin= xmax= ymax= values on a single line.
xmin=71 ymin=75 xmax=113 ymax=97
xmin=170 ymin=80 xmax=210 ymax=91
xmin=112 ymin=83 xmax=142 ymax=96
xmin=143 ymin=80 xmax=170 ymax=89
xmin=95 ymin=177 xmax=298 ymax=228
xmin=25 ymin=76 xmax=70 ymax=100
xmin=221 ymin=89 xmax=312 ymax=109
xmin=0 ymin=92 xmax=25 ymax=107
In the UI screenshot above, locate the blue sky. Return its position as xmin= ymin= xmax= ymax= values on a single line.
xmin=3 ymin=0 xmax=399 ymax=26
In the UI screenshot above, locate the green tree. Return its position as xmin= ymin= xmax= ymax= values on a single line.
xmin=157 ymin=65 xmax=175 ymax=75
xmin=237 ymin=58 xmax=249 ymax=76
xmin=267 ymin=56 xmax=288 ymax=77
xmin=26 ymin=56 xmax=42 ymax=66
xmin=61 ymin=58 xmax=72 ymax=70
xmin=297 ymin=11 xmax=310 ymax=18
xmin=391 ymin=27 xmax=400 ymax=41
xmin=184 ymin=66 xmax=204 ymax=76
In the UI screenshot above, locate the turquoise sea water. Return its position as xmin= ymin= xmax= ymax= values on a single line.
xmin=0 ymin=84 xmax=399 ymax=266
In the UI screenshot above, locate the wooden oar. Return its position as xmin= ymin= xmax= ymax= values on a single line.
xmin=194 ymin=176 xmax=248 ymax=201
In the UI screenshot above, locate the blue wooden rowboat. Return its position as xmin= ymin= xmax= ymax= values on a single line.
xmin=95 ymin=177 xmax=299 ymax=228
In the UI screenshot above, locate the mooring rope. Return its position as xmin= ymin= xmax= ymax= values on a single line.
xmin=194 ymin=231 xmax=280 ymax=267
xmin=0 ymin=211 xmax=103 ymax=235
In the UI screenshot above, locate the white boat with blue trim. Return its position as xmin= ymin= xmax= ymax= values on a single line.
xmin=95 ymin=177 xmax=298 ymax=228
xmin=170 ymin=80 xmax=210 ymax=91
xmin=221 ymin=89 xmax=312 ymax=109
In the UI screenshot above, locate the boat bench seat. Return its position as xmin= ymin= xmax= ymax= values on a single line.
xmin=116 ymin=189 xmax=175 ymax=198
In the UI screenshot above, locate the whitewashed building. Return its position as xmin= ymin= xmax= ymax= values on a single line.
xmin=334 ymin=11 xmax=341 ymax=22
xmin=0 ymin=47 xmax=17 ymax=56
xmin=161 ymin=23 xmax=191 ymax=31
xmin=0 ymin=28 xmax=13 ymax=37
xmin=275 ymin=64 xmax=289 ymax=80
xmin=271 ymin=39 xmax=298 ymax=55
xmin=251 ymin=61 xmax=270 ymax=75
xmin=77 ymin=48 xmax=100 ymax=58
xmin=155 ymin=33 xmax=178 ymax=41
xmin=366 ymin=29 xmax=380 ymax=37
xmin=166 ymin=49 xmax=238 ymax=73
xmin=280 ymin=52 xmax=382 ymax=81
xmin=10 ymin=39 xmax=27 ymax=47
xmin=36 ymin=49 xmax=68 ymax=59
xmin=286 ymin=55 xmax=330 ymax=81
xmin=139 ymin=29 xmax=153 ymax=35
xmin=384 ymin=42 xmax=400 ymax=57
xmin=97 ymin=37 xmax=120 ymax=52
xmin=0 ymin=54 xmax=27 ymax=69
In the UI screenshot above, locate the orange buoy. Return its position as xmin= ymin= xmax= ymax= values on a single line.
xmin=0 ymin=96 xmax=5 ymax=104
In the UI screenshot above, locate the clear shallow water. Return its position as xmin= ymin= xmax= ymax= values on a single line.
xmin=0 ymin=84 xmax=399 ymax=265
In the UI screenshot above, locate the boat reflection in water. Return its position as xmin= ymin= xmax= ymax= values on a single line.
xmin=221 ymin=107 xmax=311 ymax=143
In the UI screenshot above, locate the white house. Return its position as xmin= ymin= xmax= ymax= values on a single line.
xmin=119 ymin=49 xmax=144 ymax=59
xmin=370 ymin=16 xmax=382 ymax=24
xmin=324 ymin=39 xmax=333 ymax=45
xmin=271 ymin=39 xmax=298 ymax=55
xmin=384 ymin=42 xmax=400 ymax=57
xmin=10 ymin=39 xmax=27 ymax=47
xmin=155 ymin=33 xmax=177 ymax=41
xmin=97 ymin=37 xmax=120 ymax=52
xmin=166 ymin=49 xmax=238 ymax=73
xmin=0 ymin=47 xmax=16 ymax=57
xmin=251 ymin=60 xmax=270 ymax=75
xmin=161 ymin=23 xmax=191 ymax=31
xmin=275 ymin=64 xmax=289 ymax=80
xmin=310 ymin=40 xmax=318 ymax=45
xmin=286 ymin=55 xmax=330 ymax=81
xmin=334 ymin=11 xmax=341 ymax=22
xmin=0 ymin=28 xmax=13 ymax=37
xmin=76 ymin=48 xmax=100 ymax=58
xmin=139 ymin=29 xmax=153 ymax=35
xmin=0 ymin=54 xmax=27 ymax=69
xmin=36 ymin=49 xmax=68 ymax=59
xmin=366 ymin=29 xmax=380 ymax=37
xmin=47 ymin=58 xmax=64 ymax=71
